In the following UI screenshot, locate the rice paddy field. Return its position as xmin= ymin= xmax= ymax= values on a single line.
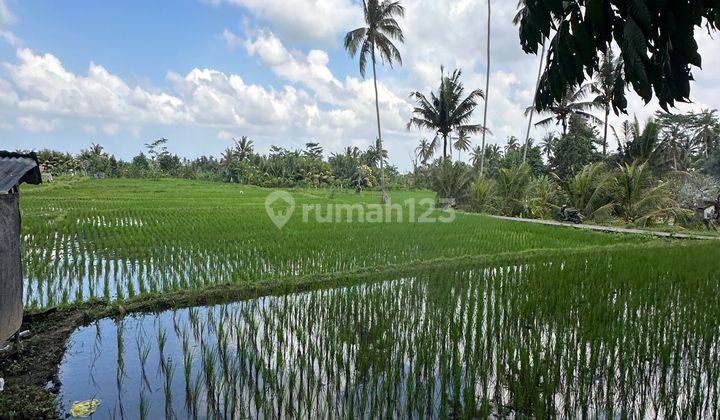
xmin=5 ymin=178 xmax=720 ymax=418
xmin=19 ymin=178 xmax=646 ymax=309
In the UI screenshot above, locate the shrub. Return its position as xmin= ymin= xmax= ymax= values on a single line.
xmin=496 ymin=163 xmax=531 ymax=216
xmin=468 ymin=177 xmax=498 ymax=213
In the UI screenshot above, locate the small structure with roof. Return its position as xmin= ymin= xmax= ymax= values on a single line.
xmin=0 ymin=151 xmax=41 ymax=345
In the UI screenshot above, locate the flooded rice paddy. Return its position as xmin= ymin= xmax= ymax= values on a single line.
xmin=20 ymin=180 xmax=646 ymax=309
xmin=58 ymin=245 xmax=720 ymax=418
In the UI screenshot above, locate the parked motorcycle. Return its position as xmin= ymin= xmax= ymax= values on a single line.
xmin=558 ymin=205 xmax=583 ymax=224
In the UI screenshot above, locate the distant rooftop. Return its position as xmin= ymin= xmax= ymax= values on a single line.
xmin=0 ymin=151 xmax=42 ymax=193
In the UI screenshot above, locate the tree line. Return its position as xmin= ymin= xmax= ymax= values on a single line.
xmin=24 ymin=137 xmax=410 ymax=190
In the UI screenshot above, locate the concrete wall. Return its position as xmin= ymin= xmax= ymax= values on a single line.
xmin=0 ymin=193 xmax=22 ymax=345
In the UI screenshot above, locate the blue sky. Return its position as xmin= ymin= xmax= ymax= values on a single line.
xmin=1 ymin=0 xmax=719 ymax=170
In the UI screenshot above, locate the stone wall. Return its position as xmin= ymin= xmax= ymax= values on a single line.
xmin=0 ymin=193 xmax=22 ymax=345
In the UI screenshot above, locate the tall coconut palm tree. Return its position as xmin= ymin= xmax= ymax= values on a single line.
xmin=344 ymin=0 xmax=405 ymax=203
xmin=365 ymin=139 xmax=388 ymax=168
xmin=539 ymin=133 xmax=555 ymax=160
xmin=470 ymin=145 xmax=484 ymax=168
xmin=233 ymin=136 xmax=254 ymax=161
xmin=531 ymin=85 xmax=602 ymax=135
xmin=408 ymin=67 xmax=485 ymax=161
xmin=505 ymin=136 xmax=519 ymax=152
xmin=589 ymin=50 xmax=625 ymax=155
xmin=453 ymin=130 xmax=471 ymax=160
xmin=612 ymin=119 xmax=636 ymax=159
xmin=522 ymin=41 xmax=546 ymax=163
xmin=690 ymin=109 xmax=720 ymax=157
xmin=479 ymin=0 xmax=492 ymax=176
xmin=513 ymin=1 xmax=546 ymax=163
xmin=415 ymin=138 xmax=436 ymax=166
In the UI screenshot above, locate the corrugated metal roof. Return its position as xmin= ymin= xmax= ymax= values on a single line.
xmin=0 ymin=156 xmax=39 ymax=193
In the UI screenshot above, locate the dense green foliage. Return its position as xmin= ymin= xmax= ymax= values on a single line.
xmin=516 ymin=0 xmax=720 ymax=111
xmin=419 ymin=109 xmax=719 ymax=227
xmin=25 ymin=139 xmax=408 ymax=190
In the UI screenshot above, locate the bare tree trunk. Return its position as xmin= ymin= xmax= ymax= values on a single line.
xmin=371 ymin=49 xmax=387 ymax=204
xmin=479 ymin=0 xmax=491 ymax=177
xmin=523 ymin=41 xmax=545 ymax=163
xmin=603 ymin=106 xmax=610 ymax=155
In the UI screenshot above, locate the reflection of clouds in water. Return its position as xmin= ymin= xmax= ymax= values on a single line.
xmin=57 ymin=253 xmax=720 ymax=418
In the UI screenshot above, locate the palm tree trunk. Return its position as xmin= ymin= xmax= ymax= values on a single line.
xmin=443 ymin=134 xmax=448 ymax=161
xmin=523 ymin=41 xmax=545 ymax=163
xmin=603 ymin=106 xmax=610 ymax=155
xmin=479 ymin=0 xmax=491 ymax=177
xmin=371 ymin=49 xmax=387 ymax=204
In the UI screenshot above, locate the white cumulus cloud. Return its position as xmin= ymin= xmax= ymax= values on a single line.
xmin=215 ymin=0 xmax=361 ymax=45
xmin=17 ymin=115 xmax=60 ymax=132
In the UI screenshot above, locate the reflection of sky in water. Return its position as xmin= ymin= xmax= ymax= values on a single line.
xmin=59 ymin=314 xmax=186 ymax=419
xmin=55 ymin=259 xmax=720 ymax=419
xmin=58 ymin=277 xmax=448 ymax=419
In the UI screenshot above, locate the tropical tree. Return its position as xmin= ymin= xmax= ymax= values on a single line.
xmin=344 ymin=0 xmax=405 ymax=203
xmin=505 ymin=136 xmax=519 ymax=152
xmin=89 ymin=142 xmax=105 ymax=156
xmin=233 ymin=136 xmax=254 ymax=161
xmin=522 ymin=41 xmax=546 ymax=162
xmin=452 ymin=131 xmax=471 ymax=160
xmin=553 ymin=162 xmax=615 ymax=219
xmin=531 ymin=85 xmax=602 ymax=135
xmin=479 ymin=0 xmax=492 ymax=176
xmin=589 ymin=50 xmax=624 ymax=155
xmin=612 ymin=119 xmax=636 ymax=158
xmin=612 ymin=162 xmax=691 ymax=226
xmin=479 ymin=144 xmax=503 ymax=176
xmin=523 ymin=175 xmax=556 ymax=219
xmin=415 ymin=138 xmax=436 ymax=166
xmin=539 ymin=133 xmax=555 ymax=160
xmin=513 ymin=1 xmax=546 ymax=163
xmin=548 ymin=115 xmax=599 ymax=180
xmin=496 ymin=163 xmax=531 ymax=216
xmin=303 ymin=142 xmax=323 ymax=159
xmin=470 ymin=145 xmax=484 ymax=169
xmin=430 ymin=160 xmax=473 ymax=201
xmin=469 ymin=176 xmax=498 ymax=213
xmin=365 ymin=139 xmax=388 ymax=168
xmin=408 ymin=67 xmax=485 ymax=161
xmin=689 ymin=110 xmax=720 ymax=157
xmin=516 ymin=1 xmax=720 ymax=111
xmin=145 ymin=138 xmax=169 ymax=163
xmin=625 ymin=117 xmax=677 ymax=171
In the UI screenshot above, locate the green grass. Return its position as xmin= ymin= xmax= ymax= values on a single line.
xmin=20 ymin=177 xmax=653 ymax=309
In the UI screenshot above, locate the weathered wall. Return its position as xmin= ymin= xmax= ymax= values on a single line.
xmin=0 ymin=193 xmax=22 ymax=345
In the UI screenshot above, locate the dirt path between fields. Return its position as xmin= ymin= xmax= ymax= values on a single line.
xmin=487 ymin=215 xmax=720 ymax=240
